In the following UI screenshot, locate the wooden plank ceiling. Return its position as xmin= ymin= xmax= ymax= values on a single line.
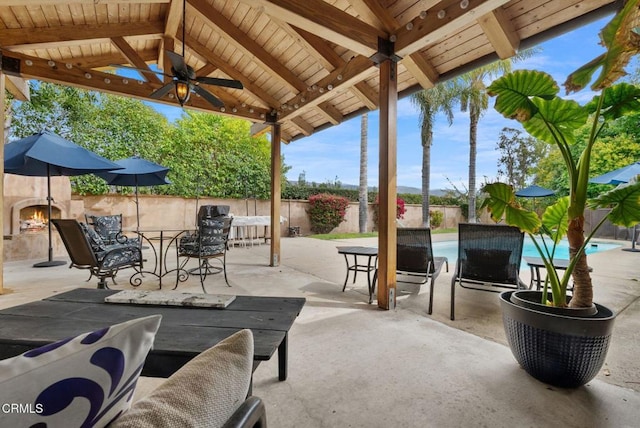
xmin=0 ymin=0 xmax=622 ymax=142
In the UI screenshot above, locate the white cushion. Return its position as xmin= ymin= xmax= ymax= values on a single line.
xmin=111 ymin=329 xmax=254 ymax=428
xmin=0 ymin=314 xmax=161 ymax=427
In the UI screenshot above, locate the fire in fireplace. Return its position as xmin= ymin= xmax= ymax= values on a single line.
xmin=19 ymin=205 xmax=60 ymax=233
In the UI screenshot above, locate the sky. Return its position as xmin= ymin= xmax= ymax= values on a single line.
xmin=151 ymin=15 xmax=625 ymax=191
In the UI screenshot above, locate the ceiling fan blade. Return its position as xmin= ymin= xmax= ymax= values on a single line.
xmin=193 ymin=85 xmax=224 ymax=108
xmin=108 ymin=64 xmax=171 ymax=79
xmin=150 ymin=82 xmax=175 ymax=99
xmin=166 ymin=50 xmax=189 ymax=77
xmin=196 ymin=76 xmax=244 ymax=89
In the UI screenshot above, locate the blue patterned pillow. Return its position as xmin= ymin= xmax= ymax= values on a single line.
xmin=0 ymin=315 xmax=161 ymax=427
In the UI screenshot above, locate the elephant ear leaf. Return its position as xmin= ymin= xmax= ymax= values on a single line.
xmin=587 ymin=83 xmax=640 ymax=120
xmin=481 ymin=183 xmax=541 ymax=234
xmin=564 ymin=0 xmax=640 ymax=92
xmin=541 ymin=197 xmax=569 ymax=242
xmin=590 ymin=182 xmax=640 ymax=228
xmin=487 ymin=70 xmax=558 ymax=122
xmin=524 ymin=97 xmax=587 ymax=146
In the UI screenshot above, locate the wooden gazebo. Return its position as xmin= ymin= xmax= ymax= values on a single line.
xmin=0 ymin=0 xmax=622 ymax=306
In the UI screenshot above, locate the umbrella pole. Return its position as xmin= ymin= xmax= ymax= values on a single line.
xmin=135 ymin=176 xmax=140 ymax=236
xmin=33 ymin=165 xmax=66 ymax=267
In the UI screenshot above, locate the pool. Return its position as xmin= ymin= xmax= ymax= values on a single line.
xmin=432 ymin=237 xmax=621 ymax=267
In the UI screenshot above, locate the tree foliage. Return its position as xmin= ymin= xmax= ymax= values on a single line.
xmin=9 ymin=82 xmax=283 ymax=198
xmin=535 ymin=111 xmax=640 ymax=198
xmin=496 ymin=127 xmax=547 ymax=188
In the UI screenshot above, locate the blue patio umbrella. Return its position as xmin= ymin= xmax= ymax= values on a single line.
xmin=4 ymin=131 xmax=123 ymax=267
xmin=515 ymin=184 xmax=555 ymax=198
xmin=589 ymin=161 xmax=640 ymax=185
xmin=590 ymin=161 xmax=640 ymax=251
xmin=96 ymin=156 xmax=170 ymax=233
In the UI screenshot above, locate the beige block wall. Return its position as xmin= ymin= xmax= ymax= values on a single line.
xmin=3 ymin=194 xmax=464 ymax=261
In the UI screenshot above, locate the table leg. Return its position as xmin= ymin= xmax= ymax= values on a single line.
xmin=342 ymin=254 xmax=350 ymax=291
xmin=278 ymin=333 xmax=288 ymax=381
xmin=366 ymin=255 xmax=374 ymax=304
xmin=352 ymin=255 xmax=359 ymax=283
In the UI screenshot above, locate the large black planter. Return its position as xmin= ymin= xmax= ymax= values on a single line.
xmin=500 ymin=290 xmax=616 ymax=388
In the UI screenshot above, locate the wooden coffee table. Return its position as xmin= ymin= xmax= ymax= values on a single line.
xmin=0 ymin=288 xmax=305 ymax=381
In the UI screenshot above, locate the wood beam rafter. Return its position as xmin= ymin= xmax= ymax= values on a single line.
xmin=478 ymin=8 xmax=520 ymax=58
xmin=188 ymin=0 xmax=306 ymax=94
xmin=0 ymin=1 xmax=169 ymax=5
xmin=78 ymin=50 xmax=158 ymax=70
xmin=402 ymin=54 xmax=438 ymax=89
xmin=183 ymin=33 xmax=276 ymax=109
xmin=349 ymin=1 xmax=440 ymax=91
xmin=241 ymin=0 xmax=385 ymax=57
xmin=279 ymin=55 xmax=375 ymax=122
xmin=290 ymin=116 xmax=314 ymax=136
xmin=0 ymin=22 xmax=164 ymax=50
xmin=317 ymin=102 xmax=342 ymax=125
xmin=5 ymin=75 xmax=29 ymax=101
xmin=394 ymin=0 xmax=512 ymax=57
xmin=0 ymin=49 xmax=268 ymax=122
xmin=111 ymin=36 xmax=163 ymax=85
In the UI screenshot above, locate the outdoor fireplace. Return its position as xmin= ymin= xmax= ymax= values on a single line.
xmin=19 ymin=205 xmax=60 ymax=233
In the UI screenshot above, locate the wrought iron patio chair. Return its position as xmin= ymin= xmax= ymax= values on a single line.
xmin=178 ymin=214 xmax=233 ymax=291
xmin=450 ymin=223 xmax=527 ymax=320
xmin=396 ymin=227 xmax=449 ymax=315
xmin=52 ymin=219 xmax=143 ymax=289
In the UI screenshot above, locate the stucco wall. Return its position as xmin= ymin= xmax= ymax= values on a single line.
xmin=3 ymin=194 xmax=464 ymax=261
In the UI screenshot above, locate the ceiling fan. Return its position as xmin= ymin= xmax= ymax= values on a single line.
xmin=112 ymin=0 xmax=243 ymax=108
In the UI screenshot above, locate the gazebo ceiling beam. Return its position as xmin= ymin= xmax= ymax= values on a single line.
xmin=478 ymin=8 xmax=520 ymax=58
xmin=0 ymin=49 xmax=269 ymax=122
xmin=394 ymin=0 xmax=512 ymax=57
xmin=188 ymin=0 xmax=306 ymax=94
xmin=279 ymin=56 xmax=375 ymax=122
xmin=0 ymin=1 xmax=170 ymax=5
xmin=0 ymin=21 xmax=164 ymax=50
xmin=111 ymin=36 xmax=163 ymax=85
xmin=159 ymin=0 xmax=184 ymax=72
xmin=350 ymin=1 xmax=440 ymax=91
xmin=241 ymin=0 xmax=385 ymax=57
xmin=182 ymin=32 xmax=276 ymax=110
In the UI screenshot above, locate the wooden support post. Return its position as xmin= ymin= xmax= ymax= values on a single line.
xmin=0 ymin=71 xmax=5 ymax=294
xmin=376 ymin=47 xmax=398 ymax=310
xmin=270 ymin=123 xmax=282 ymax=267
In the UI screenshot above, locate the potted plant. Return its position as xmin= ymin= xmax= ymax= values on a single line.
xmin=481 ymin=0 xmax=640 ymax=388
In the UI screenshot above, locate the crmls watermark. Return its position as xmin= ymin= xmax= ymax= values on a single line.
xmin=1 ymin=403 xmax=44 ymax=414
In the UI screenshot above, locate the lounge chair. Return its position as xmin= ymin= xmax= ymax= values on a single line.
xmin=178 ymin=206 xmax=233 ymax=291
xmin=52 ymin=219 xmax=143 ymax=289
xmin=450 ymin=223 xmax=527 ymax=320
xmin=396 ymin=227 xmax=448 ymax=314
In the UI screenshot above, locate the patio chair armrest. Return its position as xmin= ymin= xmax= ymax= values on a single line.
xmin=222 ymin=396 xmax=267 ymax=428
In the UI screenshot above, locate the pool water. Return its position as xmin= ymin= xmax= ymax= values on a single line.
xmin=432 ymin=237 xmax=621 ymax=267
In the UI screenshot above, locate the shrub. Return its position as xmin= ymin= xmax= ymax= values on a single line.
xmin=430 ymin=210 xmax=444 ymax=228
xmin=373 ymin=196 xmax=406 ymax=229
xmin=307 ymin=193 xmax=350 ymax=234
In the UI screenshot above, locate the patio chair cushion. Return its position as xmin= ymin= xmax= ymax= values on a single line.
xmin=111 ymin=329 xmax=253 ymax=428
xmin=80 ymin=221 xmax=108 ymax=253
xmin=464 ymin=249 xmax=512 ymax=282
xmin=90 ymin=214 xmax=124 ymax=244
xmin=0 ymin=314 xmax=161 ymax=427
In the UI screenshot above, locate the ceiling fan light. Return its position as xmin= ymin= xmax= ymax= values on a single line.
xmin=175 ymin=80 xmax=190 ymax=105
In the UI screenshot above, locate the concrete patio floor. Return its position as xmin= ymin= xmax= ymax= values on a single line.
xmin=2 ymin=233 xmax=639 ymax=427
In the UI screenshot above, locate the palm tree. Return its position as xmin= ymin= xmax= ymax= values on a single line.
xmin=454 ymin=50 xmax=537 ymax=222
xmin=410 ymin=82 xmax=458 ymax=226
xmin=359 ymin=113 xmax=368 ymax=233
